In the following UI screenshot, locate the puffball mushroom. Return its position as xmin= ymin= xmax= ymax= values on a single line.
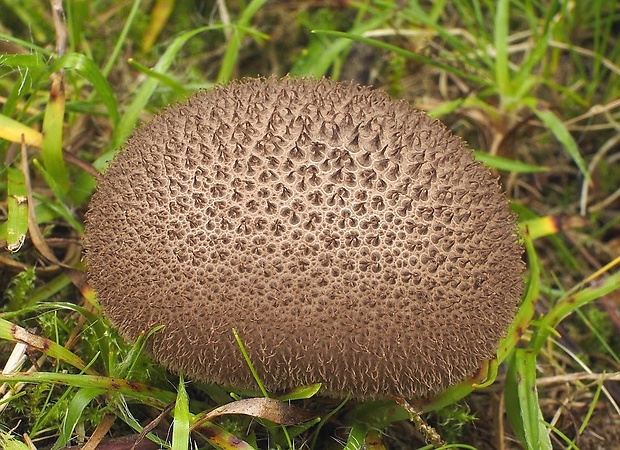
xmin=85 ymin=77 xmax=524 ymax=400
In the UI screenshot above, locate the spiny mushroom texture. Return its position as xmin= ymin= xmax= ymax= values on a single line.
xmin=85 ymin=77 xmax=524 ymax=400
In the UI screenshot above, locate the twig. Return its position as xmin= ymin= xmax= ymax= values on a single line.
xmin=50 ymin=0 xmax=68 ymax=58
xmin=537 ymin=372 xmax=620 ymax=387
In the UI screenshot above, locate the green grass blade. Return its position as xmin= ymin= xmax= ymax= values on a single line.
xmin=0 ymin=202 xmax=63 ymax=243
xmin=276 ymin=383 xmax=322 ymax=401
xmin=312 ymin=30 xmax=491 ymax=86
xmin=41 ymin=77 xmax=69 ymax=193
xmin=114 ymin=325 xmax=164 ymax=380
xmin=108 ymin=24 xmax=253 ymax=156
xmin=233 ymin=328 xmax=269 ymax=398
xmin=217 ymin=0 xmax=269 ymax=83
xmin=194 ymin=424 xmax=256 ymax=450
xmin=0 ymin=53 xmax=45 ymax=70
xmin=530 ymin=269 xmax=620 ymax=354
xmin=505 ymin=349 xmax=553 ymax=450
xmin=474 ymin=151 xmax=549 ymax=173
xmin=494 ymin=0 xmax=510 ymax=105
xmin=292 ymin=10 xmax=389 ymax=78
xmin=53 ymin=387 xmax=105 ymax=450
xmin=0 ymin=318 xmax=90 ymax=372
xmin=497 ymin=233 xmax=539 ymax=363
xmin=6 ymin=167 xmax=28 ymax=252
xmin=0 ymin=113 xmax=43 ymax=147
xmin=49 ymin=53 xmax=120 ymax=127
xmin=0 ymin=372 xmax=176 ymax=407
xmin=512 ymin=6 xmax=554 ymax=92
xmin=31 ymin=155 xmax=68 ymax=200
xmin=343 ymin=422 xmax=368 ymax=450
xmin=400 ymin=1 xmax=493 ymax=72
xmin=523 ymin=97 xmax=591 ymax=183
xmin=127 ymin=58 xmax=190 ymax=95
xmin=0 ymin=32 xmax=52 ymax=56
xmin=113 ymin=404 xmax=171 ymax=448
xmin=102 ymin=0 xmax=144 ymax=77
xmin=172 ymin=375 xmax=191 ymax=450
xmin=32 ymin=159 xmax=84 ymax=232
xmin=0 ymin=432 xmax=33 ymax=450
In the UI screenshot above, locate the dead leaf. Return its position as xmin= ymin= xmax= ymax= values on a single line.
xmin=191 ymin=397 xmax=316 ymax=431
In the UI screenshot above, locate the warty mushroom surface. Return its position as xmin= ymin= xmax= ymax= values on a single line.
xmin=85 ymin=77 xmax=524 ymax=400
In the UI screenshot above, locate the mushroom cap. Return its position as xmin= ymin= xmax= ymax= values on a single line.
xmin=85 ymin=77 xmax=524 ymax=400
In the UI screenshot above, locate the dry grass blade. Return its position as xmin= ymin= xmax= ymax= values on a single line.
xmin=82 ymin=413 xmax=116 ymax=450
xmin=19 ymin=141 xmax=88 ymax=292
xmin=191 ymin=398 xmax=316 ymax=431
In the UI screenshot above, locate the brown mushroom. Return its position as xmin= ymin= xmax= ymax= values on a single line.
xmin=84 ymin=77 xmax=524 ymax=400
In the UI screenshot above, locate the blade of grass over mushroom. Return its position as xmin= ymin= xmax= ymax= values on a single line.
xmin=6 ymin=167 xmax=28 ymax=253
xmin=230 ymin=329 xmax=298 ymax=447
xmin=523 ymin=97 xmax=591 ymax=183
xmin=310 ymin=30 xmax=490 ymax=86
xmin=0 ymin=372 xmax=176 ymax=407
xmin=474 ymin=151 xmax=549 ymax=173
xmin=172 ymin=375 xmax=190 ymax=450
xmin=233 ymin=328 xmax=269 ymax=398
xmin=505 ymin=349 xmax=553 ymax=450
xmin=41 ymin=75 xmax=69 ymax=194
xmin=276 ymin=383 xmax=322 ymax=401
xmin=217 ymin=0 xmax=269 ymax=83
xmin=0 ymin=114 xmax=43 ymax=147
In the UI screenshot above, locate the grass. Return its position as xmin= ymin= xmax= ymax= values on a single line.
xmin=1 ymin=0 xmax=619 ymax=448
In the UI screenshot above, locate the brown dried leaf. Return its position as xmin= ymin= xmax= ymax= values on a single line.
xmin=191 ymin=397 xmax=316 ymax=430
